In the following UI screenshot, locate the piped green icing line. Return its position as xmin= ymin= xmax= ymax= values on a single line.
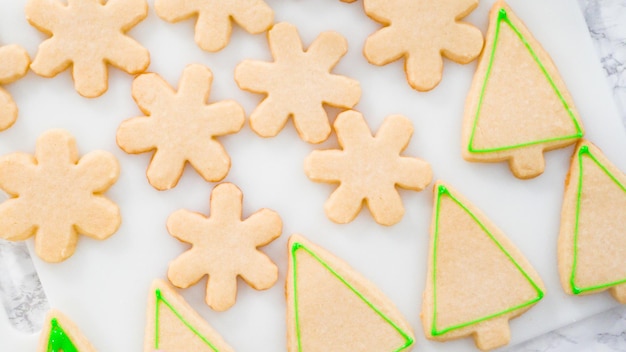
xmin=431 ymin=185 xmax=544 ymax=336
xmin=467 ymin=8 xmax=583 ymax=153
xmin=291 ymin=241 xmax=413 ymax=352
xmin=570 ymin=145 xmax=626 ymax=294
xmin=154 ymin=288 xmax=219 ymax=352
xmin=47 ymin=318 xmax=78 ymax=352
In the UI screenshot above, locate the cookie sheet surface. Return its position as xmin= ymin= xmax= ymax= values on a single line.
xmin=0 ymin=0 xmax=624 ymax=351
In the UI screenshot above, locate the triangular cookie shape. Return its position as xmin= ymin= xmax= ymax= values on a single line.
xmin=462 ymin=0 xmax=583 ymax=179
xmin=558 ymin=140 xmax=626 ymax=303
xmin=422 ymin=182 xmax=544 ymax=351
xmin=144 ymin=279 xmax=234 ymax=352
xmin=37 ymin=309 xmax=96 ymax=352
xmin=286 ymin=235 xmax=414 ymax=352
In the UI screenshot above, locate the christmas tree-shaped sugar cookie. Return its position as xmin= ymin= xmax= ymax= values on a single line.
xmin=558 ymin=140 xmax=626 ymax=302
xmin=422 ymin=182 xmax=544 ymax=350
xmin=286 ymin=235 xmax=414 ymax=352
xmin=462 ymin=0 xmax=583 ymax=179
xmin=144 ymin=279 xmax=234 ymax=352
xmin=37 ymin=309 xmax=96 ymax=352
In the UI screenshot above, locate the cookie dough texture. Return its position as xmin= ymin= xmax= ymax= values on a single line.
xmin=558 ymin=140 xmax=626 ymax=303
xmin=0 ymin=44 xmax=29 ymax=131
xmin=462 ymin=1 xmax=583 ymax=179
xmin=155 ymin=0 xmax=274 ymax=52
xmin=117 ymin=64 xmax=245 ymax=191
xmin=304 ymin=110 xmax=432 ymax=226
xmin=422 ymin=182 xmax=545 ymax=351
xmin=167 ymin=183 xmax=282 ymax=311
xmin=144 ymin=279 xmax=234 ymax=352
xmin=286 ymin=234 xmax=415 ymax=352
xmin=235 ymin=22 xmax=361 ymax=144
xmin=26 ymin=0 xmax=150 ymax=98
xmin=363 ymin=0 xmax=483 ymax=91
xmin=0 ymin=129 xmax=120 ymax=263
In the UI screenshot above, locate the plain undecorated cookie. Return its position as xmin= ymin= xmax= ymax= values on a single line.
xmin=117 ymin=64 xmax=245 ymax=190
xmin=363 ymin=0 xmax=483 ymax=91
xmin=235 ymin=22 xmax=361 ymax=144
xmin=286 ymin=234 xmax=415 ymax=352
xmin=0 ymin=44 xmax=30 ymax=131
xmin=26 ymin=0 xmax=150 ymax=98
xmin=422 ymin=181 xmax=545 ymax=351
xmin=0 ymin=129 xmax=121 ymax=263
xmin=304 ymin=110 xmax=432 ymax=226
xmin=167 ymin=183 xmax=282 ymax=311
xmin=558 ymin=140 xmax=626 ymax=303
xmin=155 ymin=0 xmax=274 ymax=52
xmin=461 ymin=0 xmax=583 ymax=179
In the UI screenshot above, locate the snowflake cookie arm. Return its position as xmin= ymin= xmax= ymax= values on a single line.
xmin=0 ymin=45 xmax=30 ymax=131
xmin=375 ymin=115 xmax=432 ymax=190
xmin=155 ymin=0 xmax=273 ymax=52
xmin=0 ymin=153 xmax=37 ymax=241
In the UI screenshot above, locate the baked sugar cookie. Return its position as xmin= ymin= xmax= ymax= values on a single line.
xmin=117 ymin=64 xmax=245 ymax=190
xmin=155 ymin=0 xmax=274 ymax=52
xmin=286 ymin=234 xmax=415 ymax=352
xmin=422 ymin=182 xmax=545 ymax=350
xmin=26 ymin=0 xmax=150 ymax=98
xmin=462 ymin=1 xmax=583 ymax=179
xmin=0 ymin=44 xmax=29 ymax=131
xmin=558 ymin=140 xmax=626 ymax=303
xmin=363 ymin=0 xmax=483 ymax=91
xmin=144 ymin=279 xmax=234 ymax=352
xmin=304 ymin=110 xmax=431 ymax=225
xmin=167 ymin=183 xmax=282 ymax=311
xmin=235 ymin=22 xmax=361 ymax=144
xmin=0 ymin=129 xmax=120 ymax=263
xmin=37 ymin=309 xmax=96 ymax=352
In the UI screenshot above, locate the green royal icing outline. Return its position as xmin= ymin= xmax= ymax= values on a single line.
xmin=431 ymin=185 xmax=544 ymax=336
xmin=290 ymin=241 xmax=413 ymax=352
xmin=47 ymin=318 xmax=78 ymax=352
xmin=467 ymin=8 xmax=583 ymax=154
xmin=154 ymin=288 xmax=219 ymax=352
xmin=570 ymin=145 xmax=626 ymax=294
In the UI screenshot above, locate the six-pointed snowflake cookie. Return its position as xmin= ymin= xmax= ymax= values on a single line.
xmin=304 ymin=110 xmax=432 ymax=226
xmin=235 ymin=22 xmax=361 ymax=144
xmin=26 ymin=0 xmax=150 ymax=98
xmin=0 ymin=129 xmax=121 ymax=263
xmin=155 ymin=0 xmax=274 ymax=52
xmin=167 ymin=183 xmax=282 ymax=311
xmin=363 ymin=0 xmax=483 ymax=91
xmin=116 ymin=64 xmax=245 ymax=191
xmin=0 ymin=44 xmax=29 ymax=132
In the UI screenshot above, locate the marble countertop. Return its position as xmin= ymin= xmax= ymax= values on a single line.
xmin=0 ymin=0 xmax=625 ymax=351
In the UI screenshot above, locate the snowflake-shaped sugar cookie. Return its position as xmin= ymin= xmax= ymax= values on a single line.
xmin=26 ymin=0 xmax=150 ymax=98
xmin=0 ymin=129 xmax=121 ymax=263
xmin=167 ymin=183 xmax=282 ymax=311
xmin=0 ymin=44 xmax=29 ymax=131
xmin=155 ymin=0 xmax=274 ymax=52
xmin=235 ymin=22 xmax=361 ymax=144
xmin=363 ymin=0 xmax=483 ymax=91
xmin=116 ymin=64 xmax=245 ymax=191
xmin=305 ymin=110 xmax=432 ymax=226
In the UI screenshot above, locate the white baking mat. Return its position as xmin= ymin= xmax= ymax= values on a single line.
xmin=0 ymin=0 xmax=624 ymax=350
